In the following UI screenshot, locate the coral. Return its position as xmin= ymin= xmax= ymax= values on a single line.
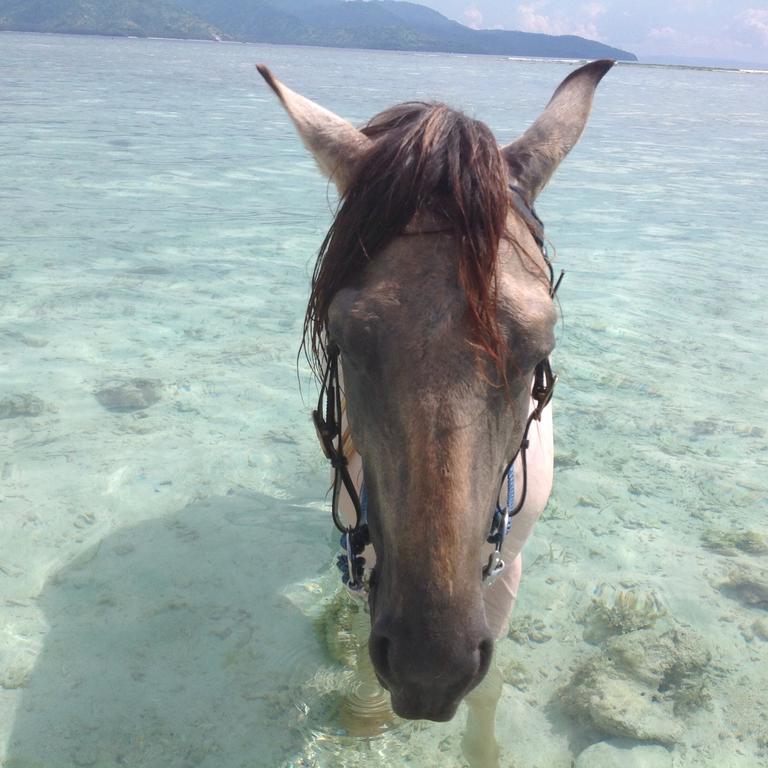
xmin=0 ymin=393 xmax=45 ymax=419
xmin=670 ymin=677 xmax=711 ymax=716
xmin=575 ymin=740 xmax=672 ymax=768
xmin=313 ymin=589 xmax=367 ymax=667
xmin=606 ymin=626 xmax=710 ymax=687
xmin=500 ymin=657 xmax=531 ymax=690
xmin=308 ymin=589 xmax=396 ymax=738
xmin=508 ymin=614 xmax=551 ymax=644
xmin=701 ymin=528 xmax=768 ymax=556
xmin=559 ymin=657 xmax=683 ymax=743
xmin=582 ymin=588 xmax=666 ymax=643
xmin=557 ymin=626 xmax=710 ymax=744
xmin=718 ymin=565 xmax=768 ymax=610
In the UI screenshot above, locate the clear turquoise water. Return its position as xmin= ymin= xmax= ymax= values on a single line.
xmin=1 ymin=32 xmax=767 ymax=768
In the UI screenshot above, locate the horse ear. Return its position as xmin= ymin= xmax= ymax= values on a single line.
xmin=502 ymin=59 xmax=614 ymax=204
xmin=257 ymin=65 xmax=372 ymax=195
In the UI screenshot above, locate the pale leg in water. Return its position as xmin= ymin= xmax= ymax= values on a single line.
xmin=462 ymin=660 xmax=504 ymax=768
xmin=462 ymin=401 xmax=553 ymax=768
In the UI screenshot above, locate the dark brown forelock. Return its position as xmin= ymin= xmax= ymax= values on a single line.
xmin=302 ymin=101 xmax=511 ymax=382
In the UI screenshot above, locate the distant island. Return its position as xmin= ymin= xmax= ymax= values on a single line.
xmin=0 ymin=0 xmax=637 ymax=61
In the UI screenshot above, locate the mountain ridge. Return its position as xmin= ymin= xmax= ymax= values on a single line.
xmin=0 ymin=0 xmax=638 ymax=61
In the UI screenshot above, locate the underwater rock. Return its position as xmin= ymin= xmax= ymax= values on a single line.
xmin=94 ymin=378 xmax=162 ymax=412
xmin=1 ymin=330 xmax=48 ymax=347
xmin=575 ymin=739 xmax=672 ymax=768
xmin=0 ymin=663 xmax=31 ymax=690
xmin=0 ymin=393 xmax=45 ymax=419
xmin=691 ymin=419 xmax=718 ymax=437
xmin=753 ymin=618 xmax=768 ymax=641
xmin=606 ymin=628 xmax=710 ymax=714
xmin=735 ymin=424 xmax=766 ymax=438
xmin=266 ymin=429 xmax=298 ymax=445
xmin=559 ymin=659 xmax=682 ymax=743
xmin=500 ymin=656 xmax=531 ymax=690
xmin=306 ymin=587 xmax=396 ymax=738
xmin=582 ymin=587 xmax=665 ymax=643
xmin=554 ymin=451 xmax=580 ymax=469
xmin=508 ymin=614 xmax=552 ymax=644
xmin=557 ymin=627 xmax=710 ymax=744
xmin=701 ymin=529 xmax=768 ymax=556
xmin=313 ymin=589 xmax=368 ymax=668
xmin=718 ymin=565 xmax=768 ymax=610
xmin=0 ymin=649 xmax=34 ymax=689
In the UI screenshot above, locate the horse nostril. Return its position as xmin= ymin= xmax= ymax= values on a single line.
xmin=477 ymin=636 xmax=494 ymax=679
xmin=369 ymin=631 xmax=392 ymax=684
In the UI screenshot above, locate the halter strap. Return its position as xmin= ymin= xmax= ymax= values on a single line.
xmin=314 ymin=185 xmax=561 ymax=592
xmin=509 ymin=184 xmax=545 ymax=248
xmin=312 ymin=343 xmax=369 ymax=590
xmin=482 ymin=188 xmax=559 ymax=585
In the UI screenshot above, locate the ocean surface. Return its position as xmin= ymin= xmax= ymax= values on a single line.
xmin=1 ymin=31 xmax=767 ymax=768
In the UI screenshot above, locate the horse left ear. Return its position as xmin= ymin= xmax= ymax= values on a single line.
xmin=257 ymin=65 xmax=372 ymax=195
xmin=502 ymin=59 xmax=614 ymax=204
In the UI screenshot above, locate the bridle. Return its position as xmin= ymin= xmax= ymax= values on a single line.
xmin=312 ymin=185 xmax=561 ymax=592
xmin=312 ymin=343 xmax=371 ymax=589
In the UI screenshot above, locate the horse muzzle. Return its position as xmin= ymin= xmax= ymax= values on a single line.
xmin=368 ymin=616 xmax=494 ymax=721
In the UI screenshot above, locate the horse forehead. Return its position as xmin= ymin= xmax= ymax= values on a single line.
xmin=336 ymin=242 xmax=553 ymax=340
xmin=332 ymin=238 xmax=463 ymax=330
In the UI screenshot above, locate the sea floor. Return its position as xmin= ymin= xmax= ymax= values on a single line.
xmin=1 ymin=32 xmax=767 ymax=768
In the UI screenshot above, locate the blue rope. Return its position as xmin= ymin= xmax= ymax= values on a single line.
xmin=506 ymin=464 xmax=515 ymax=534
xmin=336 ymin=483 xmax=369 ymax=590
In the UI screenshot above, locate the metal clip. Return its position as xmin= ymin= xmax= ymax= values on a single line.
xmin=342 ymin=532 xmax=363 ymax=591
xmin=499 ymin=507 xmax=510 ymax=540
xmin=483 ymin=551 xmax=506 ymax=587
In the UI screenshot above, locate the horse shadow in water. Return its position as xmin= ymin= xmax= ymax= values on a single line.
xmin=4 ymin=489 xmax=553 ymax=768
xmin=4 ymin=491 xmax=335 ymax=768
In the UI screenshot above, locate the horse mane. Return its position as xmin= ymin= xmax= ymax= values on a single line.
xmin=303 ymin=101 xmax=511 ymax=381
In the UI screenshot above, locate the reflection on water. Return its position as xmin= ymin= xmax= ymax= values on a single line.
xmin=294 ymin=589 xmax=397 ymax=740
xmin=1 ymin=31 xmax=767 ymax=768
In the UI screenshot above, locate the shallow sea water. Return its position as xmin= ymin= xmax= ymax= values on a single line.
xmin=1 ymin=32 xmax=767 ymax=768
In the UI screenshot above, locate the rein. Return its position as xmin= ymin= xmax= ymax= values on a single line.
xmin=312 ymin=185 xmax=561 ymax=592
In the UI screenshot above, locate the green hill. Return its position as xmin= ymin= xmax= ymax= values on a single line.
xmin=0 ymin=0 xmax=638 ymax=60
xmin=0 ymin=0 xmax=225 ymax=39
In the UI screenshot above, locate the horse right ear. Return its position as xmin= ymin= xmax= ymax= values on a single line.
xmin=502 ymin=59 xmax=614 ymax=204
xmin=257 ymin=65 xmax=372 ymax=195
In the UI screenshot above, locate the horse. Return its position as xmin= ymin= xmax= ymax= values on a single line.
xmin=258 ymin=59 xmax=613 ymax=757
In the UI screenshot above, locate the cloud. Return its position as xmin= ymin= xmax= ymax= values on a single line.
xmin=463 ymin=4 xmax=484 ymax=30
xmin=515 ymin=2 xmax=603 ymax=40
xmin=516 ymin=3 xmax=554 ymax=34
xmin=648 ymin=26 xmax=679 ymax=41
xmin=738 ymin=9 xmax=768 ymax=46
xmin=672 ymin=0 xmax=714 ymax=9
xmin=642 ymin=24 xmax=753 ymax=58
xmin=581 ymin=2 xmax=607 ymax=20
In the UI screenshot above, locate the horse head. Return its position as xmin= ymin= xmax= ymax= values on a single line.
xmin=260 ymin=60 xmax=612 ymax=721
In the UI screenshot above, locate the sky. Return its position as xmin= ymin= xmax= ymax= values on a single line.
xmin=417 ymin=0 xmax=768 ymax=64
